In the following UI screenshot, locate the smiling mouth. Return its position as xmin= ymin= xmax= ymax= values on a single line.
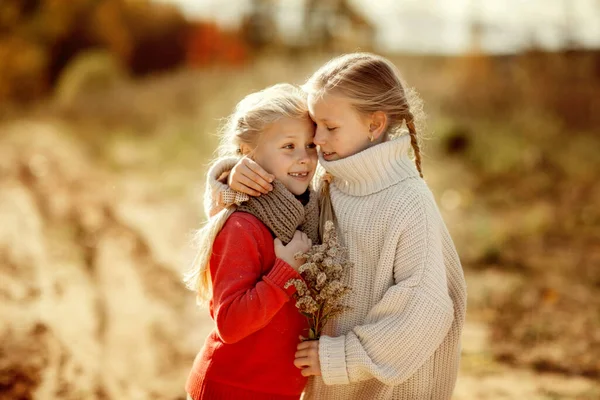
xmin=289 ymin=172 xmax=310 ymax=178
xmin=322 ymin=151 xmax=336 ymax=158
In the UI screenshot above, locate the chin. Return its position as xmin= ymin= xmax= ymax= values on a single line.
xmin=286 ymin=183 xmax=309 ymax=196
xmin=321 ymin=151 xmax=342 ymax=161
xmin=290 ymin=186 xmax=309 ymax=196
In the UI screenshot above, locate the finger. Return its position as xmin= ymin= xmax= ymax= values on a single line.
xmin=297 ymin=340 xmax=319 ymax=351
xmin=294 ymin=357 xmax=313 ymax=369
xmin=239 ymin=159 xmax=273 ymax=190
xmin=241 ymin=167 xmax=273 ymax=193
xmin=237 ymin=175 xmax=270 ymax=195
xmin=229 ymin=166 xmax=261 ymax=195
xmin=231 ymin=181 xmax=262 ymax=197
xmin=294 ymin=349 xmax=310 ymax=359
xmin=302 ymin=348 xmax=319 ymax=361
xmin=245 ymin=158 xmax=275 ymax=184
xmin=293 ymin=230 xmax=303 ymax=240
xmin=301 ymin=366 xmax=320 ymax=377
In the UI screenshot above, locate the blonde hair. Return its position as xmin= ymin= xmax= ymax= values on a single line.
xmin=302 ymin=53 xmax=425 ymax=235
xmin=184 ymin=83 xmax=309 ymax=303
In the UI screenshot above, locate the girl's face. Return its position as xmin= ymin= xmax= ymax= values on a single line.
xmin=308 ymin=93 xmax=372 ymax=161
xmin=251 ymin=116 xmax=318 ymax=195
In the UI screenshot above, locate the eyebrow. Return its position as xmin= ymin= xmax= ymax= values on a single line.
xmin=279 ymin=134 xmax=315 ymax=141
xmin=281 ymin=135 xmax=299 ymax=140
xmin=311 ymin=116 xmax=333 ymax=123
xmin=308 ymin=111 xmax=327 ymax=122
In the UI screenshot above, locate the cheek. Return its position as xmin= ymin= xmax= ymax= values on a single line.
xmin=332 ymin=131 xmax=353 ymax=151
xmin=336 ymin=129 xmax=368 ymax=157
xmin=255 ymin=151 xmax=278 ymax=174
xmin=265 ymin=153 xmax=294 ymax=173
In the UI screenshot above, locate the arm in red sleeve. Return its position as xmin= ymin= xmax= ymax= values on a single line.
xmin=210 ymin=214 xmax=301 ymax=344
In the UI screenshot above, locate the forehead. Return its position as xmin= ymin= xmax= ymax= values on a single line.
xmin=307 ymin=93 xmax=354 ymax=121
xmin=263 ymin=116 xmax=315 ymax=139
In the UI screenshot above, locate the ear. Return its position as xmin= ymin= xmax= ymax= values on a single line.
xmin=368 ymin=111 xmax=388 ymax=140
xmin=240 ymin=143 xmax=253 ymax=156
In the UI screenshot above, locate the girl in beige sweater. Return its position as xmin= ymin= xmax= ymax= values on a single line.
xmin=206 ymin=53 xmax=467 ymax=400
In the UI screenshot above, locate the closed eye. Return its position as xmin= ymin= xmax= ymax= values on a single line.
xmin=326 ymin=127 xmax=338 ymax=132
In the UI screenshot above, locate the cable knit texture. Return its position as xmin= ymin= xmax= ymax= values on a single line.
xmin=238 ymin=180 xmax=319 ymax=245
xmin=301 ymin=135 xmax=467 ymax=400
xmin=203 ymin=136 xmax=467 ymax=399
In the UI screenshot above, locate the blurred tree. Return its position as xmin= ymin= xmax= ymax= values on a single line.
xmin=0 ymin=0 xmax=249 ymax=106
xmin=238 ymin=0 xmax=374 ymax=53
xmin=303 ymin=0 xmax=374 ymax=52
xmin=241 ymin=0 xmax=278 ymax=51
xmin=304 ymin=0 xmax=334 ymax=51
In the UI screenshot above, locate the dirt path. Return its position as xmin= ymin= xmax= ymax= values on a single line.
xmin=454 ymin=279 xmax=599 ymax=400
xmin=2 ymin=60 xmax=598 ymax=398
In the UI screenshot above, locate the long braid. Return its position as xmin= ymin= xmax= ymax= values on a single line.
xmin=406 ymin=112 xmax=423 ymax=178
xmin=318 ymin=173 xmax=335 ymax=241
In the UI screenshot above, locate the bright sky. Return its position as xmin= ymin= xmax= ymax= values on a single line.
xmin=153 ymin=0 xmax=600 ymax=54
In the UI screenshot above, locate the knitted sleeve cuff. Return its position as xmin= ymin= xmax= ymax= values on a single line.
xmin=264 ymin=259 xmax=302 ymax=297
xmin=204 ymin=157 xmax=249 ymax=217
xmin=221 ymin=188 xmax=250 ymax=208
xmin=319 ymin=335 xmax=350 ymax=385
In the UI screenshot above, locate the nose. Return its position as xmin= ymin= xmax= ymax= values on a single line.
xmin=297 ymin=147 xmax=310 ymax=164
xmin=314 ymin=126 xmax=327 ymax=146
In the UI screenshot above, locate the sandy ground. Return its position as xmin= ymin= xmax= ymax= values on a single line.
xmin=1 ymin=58 xmax=598 ymax=398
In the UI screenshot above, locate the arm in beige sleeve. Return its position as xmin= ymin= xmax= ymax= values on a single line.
xmin=318 ymin=191 xmax=455 ymax=386
xmin=203 ymin=157 xmax=250 ymax=218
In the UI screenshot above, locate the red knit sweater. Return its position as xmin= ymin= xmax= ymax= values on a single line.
xmin=186 ymin=212 xmax=309 ymax=400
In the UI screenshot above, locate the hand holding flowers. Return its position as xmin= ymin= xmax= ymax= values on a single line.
xmin=284 ymin=221 xmax=352 ymax=377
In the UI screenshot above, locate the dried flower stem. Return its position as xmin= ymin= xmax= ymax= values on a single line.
xmin=285 ymin=220 xmax=352 ymax=341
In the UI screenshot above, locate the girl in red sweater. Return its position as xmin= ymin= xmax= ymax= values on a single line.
xmin=184 ymin=83 xmax=319 ymax=400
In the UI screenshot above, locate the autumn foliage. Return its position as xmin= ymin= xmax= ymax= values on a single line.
xmin=0 ymin=0 xmax=249 ymax=104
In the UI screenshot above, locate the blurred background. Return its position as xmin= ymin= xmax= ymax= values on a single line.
xmin=0 ymin=0 xmax=598 ymax=399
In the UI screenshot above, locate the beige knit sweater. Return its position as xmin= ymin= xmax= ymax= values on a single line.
xmin=301 ymin=135 xmax=467 ymax=400
xmin=205 ymin=135 xmax=467 ymax=399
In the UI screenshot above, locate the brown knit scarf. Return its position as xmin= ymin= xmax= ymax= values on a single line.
xmin=237 ymin=180 xmax=319 ymax=245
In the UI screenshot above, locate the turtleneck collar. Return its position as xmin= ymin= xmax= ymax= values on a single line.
xmin=319 ymin=135 xmax=420 ymax=197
